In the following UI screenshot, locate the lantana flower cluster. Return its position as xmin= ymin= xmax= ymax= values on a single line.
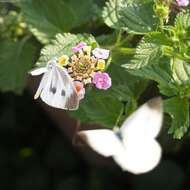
xmin=58 ymin=42 xmax=112 ymax=99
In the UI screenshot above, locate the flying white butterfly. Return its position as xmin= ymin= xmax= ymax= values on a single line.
xmin=30 ymin=58 xmax=79 ymax=110
xmin=78 ymin=97 xmax=163 ymax=174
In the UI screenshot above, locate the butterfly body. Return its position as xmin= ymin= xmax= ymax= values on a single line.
xmin=78 ymin=97 xmax=163 ymax=174
xmin=114 ymin=129 xmax=124 ymax=142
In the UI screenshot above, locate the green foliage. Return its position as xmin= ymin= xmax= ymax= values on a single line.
xmin=1 ymin=0 xmax=190 ymax=139
xmin=164 ymin=97 xmax=189 ymax=139
xmin=123 ymin=32 xmax=171 ymax=69
xmin=71 ymin=91 xmax=123 ymax=127
xmin=0 ymin=39 xmax=36 ymax=94
xmin=36 ymin=33 xmax=97 ymax=67
xmin=175 ymin=10 xmax=190 ymax=36
xmin=0 ymin=11 xmax=27 ymax=41
xmin=17 ymin=0 xmax=99 ymax=44
xmin=102 ymin=0 xmax=158 ymax=34
xmin=108 ymin=63 xmax=147 ymax=102
xmin=123 ymin=58 xmax=178 ymax=97
xmin=120 ymin=8 xmax=190 ymax=138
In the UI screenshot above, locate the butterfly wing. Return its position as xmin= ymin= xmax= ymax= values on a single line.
xmin=120 ymin=97 xmax=163 ymax=139
xmin=78 ymin=129 xmax=124 ymax=157
xmin=113 ymin=97 xmax=163 ymax=174
xmin=40 ymin=65 xmax=79 ymax=110
xmin=34 ymin=70 xmax=50 ymax=99
xmin=113 ymin=139 xmax=162 ymax=174
xmin=30 ymin=67 xmax=48 ymax=76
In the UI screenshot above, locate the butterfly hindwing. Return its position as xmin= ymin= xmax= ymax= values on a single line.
xmin=113 ymin=139 xmax=162 ymax=174
xmin=120 ymin=97 xmax=163 ymax=140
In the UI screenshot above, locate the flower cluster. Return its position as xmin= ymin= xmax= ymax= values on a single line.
xmin=58 ymin=42 xmax=112 ymax=99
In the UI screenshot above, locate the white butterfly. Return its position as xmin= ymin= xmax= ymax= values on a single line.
xmin=30 ymin=58 xmax=79 ymax=110
xmin=78 ymin=97 xmax=163 ymax=174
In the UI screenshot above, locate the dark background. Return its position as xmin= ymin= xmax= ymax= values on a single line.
xmin=0 ymin=88 xmax=189 ymax=190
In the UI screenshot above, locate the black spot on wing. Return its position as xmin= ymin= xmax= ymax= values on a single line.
xmin=61 ymin=89 xmax=65 ymax=96
xmin=50 ymin=86 xmax=56 ymax=94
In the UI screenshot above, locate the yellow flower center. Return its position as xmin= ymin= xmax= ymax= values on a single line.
xmin=68 ymin=53 xmax=97 ymax=84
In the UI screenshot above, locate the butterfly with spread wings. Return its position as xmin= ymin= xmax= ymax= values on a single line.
xmin=30 ymin=58 xmax=79 ymax=110
xmin=78 ymin=97 xmax=163 ymax=174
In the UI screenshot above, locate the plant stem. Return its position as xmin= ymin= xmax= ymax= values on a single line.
xmin=164 ymin=47 xmax=190 ymax=62
xmin=114 ymin=105 xmax=124 ymax=127
xmin=115 ymin=29 xmax=122 ymax=47
xmin=119 ymin=34 xmax=134 ymax=46
xmin=114 ymin=47 xmax=136 ymax=55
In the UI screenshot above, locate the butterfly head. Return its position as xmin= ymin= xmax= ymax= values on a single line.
xmin=47 ymin=58 xmax=58 ymax=70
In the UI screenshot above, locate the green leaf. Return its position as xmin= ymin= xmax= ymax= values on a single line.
xmin=123 ymin=32 xmax=171 ymax=69
xmin=0 ymin=39 xmax=36 ymax=94
xmin=18 ymin=0 xmax=72 ymax=43
xmin=123 ymin=40 xmax=190 ymax=97
xmin=164 ymin=97 xmax=189 ymax=139
xmin=70 ymin=91 xmax=123 ymax=128
xmin=108 ymin=63 xmax=147 ymax=101
xmin=102 ymin=0 xmax=158 ymax=34
xmin=123 ymin=57 xmax=178 ymax=96
xmin=36 ymin=33 xmax=97 ymax=67
xmin=170 ymin=58 xmax=190 ymax=98
xmin=174 ymin=10 xmax=190 ymax=45
xmin=171 ymin=58 xmax=190 ymax=85
xmin=18 ymin=0 xmax=99 ymax=44
xmin=175 ymin=10 xmax=190 ymax=32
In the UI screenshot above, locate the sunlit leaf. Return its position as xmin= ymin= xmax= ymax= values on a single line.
xmin=102 ymin=0 xmax=158 ymax=34
xmin=36 ymin=33 xmax=97 ymax=67
xmin=123 ymin=32 xmax=171 ymax=69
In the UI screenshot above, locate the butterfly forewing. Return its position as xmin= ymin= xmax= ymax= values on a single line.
xmin=78 ymin=129 xmax=124 ymax=157
xmin=34 ymin=69 xmax=52 ymax=100
xmin=120 ymin=97 xmax=163 ymax=141
xmin=30 ymin=67 xmax=48 ymax=76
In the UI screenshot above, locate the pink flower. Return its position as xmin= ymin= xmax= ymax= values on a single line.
xmin=92 ymin=72 xmax=112 ymax=90
xmin=92 ymin=48 xmax=110 ymax=59
xmin=72 ymin=42 xmax=87 ymax=53
xmin=176 ymin=0 xmax=189 ymax=6
xmin=74 ymin=81 xmax=85 ymax=100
